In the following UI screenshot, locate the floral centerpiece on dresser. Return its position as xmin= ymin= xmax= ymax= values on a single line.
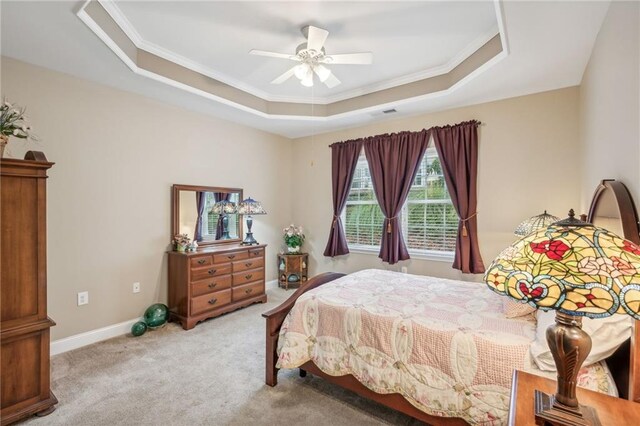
xmin=172 ymin=233 xmax=191 ymax=252
xmin=0 ymin=99 xmax=37 ymax=158
xmin=283 ymin=224 xmax=305 ymax=253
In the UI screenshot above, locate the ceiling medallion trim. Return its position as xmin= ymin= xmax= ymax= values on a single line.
xmin=77 ymin=0 xmax=509 ymax=120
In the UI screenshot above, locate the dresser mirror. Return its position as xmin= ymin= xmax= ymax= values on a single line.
xmin=171 ymin=184 xmax=243 ymax=247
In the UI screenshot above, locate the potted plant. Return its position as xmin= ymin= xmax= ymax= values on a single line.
xmin=173 ymin=233 xmax=191 ymax=252
xmin=283 ymin=224 xmax=305 ymax=253
xmin=0 ymin=100 xmax=37 ymax=158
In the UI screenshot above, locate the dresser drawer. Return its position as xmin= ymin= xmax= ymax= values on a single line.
xmin=190 ymin=255 xmax=213 ymax=268
xmin=191 ymin=289 xmax=232 ymax=315
xmin=232 ymin=281 xmax=264 ymax=302
xmin=232 ymin=268 xmax=264 ymax=286
xmin=233 ymin=257 xmax=264 ymax=272
xmin=191 ymin=264 xmax=232 ymax=282
xmin=248 ymin=247 xmax=264 ymax=258
xmin=213 ymin=250 xmax=248 ymax=264
xmin=191 ymin=275 xmax=232 ymax=297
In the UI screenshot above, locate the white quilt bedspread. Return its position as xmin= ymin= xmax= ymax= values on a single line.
xmin=276 ymin=269 xmax=616 ymax=425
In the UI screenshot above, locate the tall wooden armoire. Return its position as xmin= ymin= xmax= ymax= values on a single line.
xmin=0 ymin=152 xmax=57 ymax=425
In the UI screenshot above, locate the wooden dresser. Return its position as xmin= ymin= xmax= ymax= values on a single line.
xmin=1 ymin=154 xmax=57 ymax=425
xmin=168 ymin=244 xmax=267 ymax=330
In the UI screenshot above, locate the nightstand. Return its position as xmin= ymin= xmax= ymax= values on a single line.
xmin=277 ymin=253 xmax=308 ymax=289
xmin=508 ymin=370 xmax=640 ymax=425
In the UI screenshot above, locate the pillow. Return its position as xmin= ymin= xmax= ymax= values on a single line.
xmin=503 ymin=298 xmax=537 ymax=318
xmin=530 ymin=309 xmax=633 ymax=371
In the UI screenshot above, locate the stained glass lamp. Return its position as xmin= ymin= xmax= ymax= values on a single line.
xmin=485 ymin=210 xmax=640 ymax=426
xmin=514 ymin=210 xmax=561 ymax=237
xmin=212 ymin=200 xmax=237 ymax=240
xmin=237 ymin=197 xmax=266 ymax=245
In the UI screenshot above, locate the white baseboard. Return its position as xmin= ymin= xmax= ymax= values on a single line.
xmin=51 ymin=317 xmax=140 ymax=356
xmin=52 ymin=279 xmax=280 ymax=355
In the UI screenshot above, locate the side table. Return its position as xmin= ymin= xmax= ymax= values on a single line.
xmin=508 ymin=370 xmax=640 ymax=425
xmin=277 ymin=253 xmax=308 ymax=290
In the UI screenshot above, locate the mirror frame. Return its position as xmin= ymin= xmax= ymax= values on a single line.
xmin=171 ymin=184 xmax=244 ymax=247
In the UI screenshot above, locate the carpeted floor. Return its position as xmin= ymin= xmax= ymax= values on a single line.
xmin=23 ymin=285 xmax=422 ymax=426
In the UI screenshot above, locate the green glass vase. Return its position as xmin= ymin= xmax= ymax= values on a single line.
xmin=144 ymin=303 xmax=169 ymax=328
xmin=131 ymin=321 xmax=147 ymax=337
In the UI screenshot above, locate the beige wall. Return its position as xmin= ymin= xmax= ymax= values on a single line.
xmin=579 ymin=1 xmax=640 ymax=211
xmin=1 ymin=57 xmax=292 ymax=340
xmin=291 ymin=88 xmax=581 ymax=282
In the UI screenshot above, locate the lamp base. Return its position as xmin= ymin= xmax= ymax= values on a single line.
xmin=241 ymin=232 xmax=259 ymax=246
xmin=534 ymin=390 xmax=601 ymax=426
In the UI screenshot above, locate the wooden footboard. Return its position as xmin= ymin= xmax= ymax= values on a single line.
xmin=262 ymin=272 xmax=345 ymax=386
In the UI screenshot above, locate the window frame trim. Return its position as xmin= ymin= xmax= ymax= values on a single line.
xmin=341 ymin=149 xmax=457 ymax=259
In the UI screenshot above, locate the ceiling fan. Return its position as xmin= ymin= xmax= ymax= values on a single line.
xmin=249 ymin=25 xmax=373 ymax=88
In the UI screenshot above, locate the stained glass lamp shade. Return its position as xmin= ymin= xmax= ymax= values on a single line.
xmin=514 ymin=210 xmax=561 ymax=237
xmin=237 ymin=197 xmax=266 ymax=246
xmin=485 ymin=210 xmax=640 ymax=425
xmin=211 ymin=200 xmax=237 ymax=240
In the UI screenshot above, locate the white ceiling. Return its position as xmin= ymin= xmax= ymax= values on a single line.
xmin=0 ymin=1 xmax=610 ymax=138
xmin=112 ymin=0 xmax=498 ymax=102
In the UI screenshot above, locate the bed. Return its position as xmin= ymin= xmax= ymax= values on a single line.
xmin=263 ymin=179 xmax=640 ymax=425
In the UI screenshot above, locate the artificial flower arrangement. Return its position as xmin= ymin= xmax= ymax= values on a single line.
xmin=283 ymin=224 xmax=305 ymax=253
xmin=173 ymin=233 xmax=192 ymax=252
xmin=0 ymin=99 xmax=37 ymax=157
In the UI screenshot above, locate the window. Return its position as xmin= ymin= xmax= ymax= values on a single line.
xmin=343 ymin=147 xmax=458 ymax=256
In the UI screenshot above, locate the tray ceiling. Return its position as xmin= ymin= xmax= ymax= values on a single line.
xmin=0 ymin=1 xmax=610 ymax=137
xmin=76 ymin=0 xmax=506 ymax=118
xmin=109 ymin=0 xmax=501 ymax=103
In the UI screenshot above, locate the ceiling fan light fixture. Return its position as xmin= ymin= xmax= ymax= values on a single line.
xmin=300 ymin=73 xmax=314 ymax=87
xmin=314 ymin=64 xmax=331 ymax=83
xmin=293 ymin=63 xmax=309 ymax=80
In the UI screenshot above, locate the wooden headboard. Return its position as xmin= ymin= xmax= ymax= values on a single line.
xmin=586 ymin=179 xmax=640 ymax=402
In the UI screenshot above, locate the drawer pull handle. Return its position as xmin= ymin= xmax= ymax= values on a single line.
xmin=228 ymin=255 xmax=236 ymax=259
xmin=245 ymin=262 xmax=253 ymax=267
xmin=208 ymin=269 xmax=217 ymax=275
xmin=245 ymin=274 xmax=253 ymax=280
xmin=197 ymin=259 xmax=206 ymax=265
xmin=245 ymin=288 xmax=253 ymax=294
xmin=208 ymin=298 xmax=217 ymax=305
xmin=208 ymin=283 xmax=217 ymax=289
xmin=252 ymin=251 xmax=260 ymax=255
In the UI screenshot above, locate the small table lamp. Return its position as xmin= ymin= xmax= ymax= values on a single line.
xmin=514 ymin=210 xmax=561 ymax=237
xmin=211 ymin=200 xmax=237 ymax=240
xmin=485 ymin=210 xmax=640 ymax=426
xmin=237 ymin=197 xmax=266 ymax=246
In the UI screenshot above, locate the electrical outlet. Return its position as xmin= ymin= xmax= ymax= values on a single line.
xmin=401 ymin=267 xmax=408 ymax=274
xmin=133 ymin=282 xmax=140 ymax=293
xmin=77 ymin=291 xmax=89 ymax=306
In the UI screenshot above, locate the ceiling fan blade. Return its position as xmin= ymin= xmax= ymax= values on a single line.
xmin=322 ymin=52 xmax=373 ymax=65
xmin=306 ymin=26 xmax=329 ymax=52
xmin=323 ymin=72 xmax=341 ymax=88
xmin=271 ymin=66 xmax=297 ymax=84
xmin=249 ymin=49 xmax=299 ymax=61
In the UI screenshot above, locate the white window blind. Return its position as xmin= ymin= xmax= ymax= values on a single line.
xmin=343 ymin=147 xmax=457 ymax=255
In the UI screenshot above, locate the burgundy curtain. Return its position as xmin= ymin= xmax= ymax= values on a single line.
xmin=195 ymin=191 xmax=206 ymax=242
xmin=364 ymin=130 xmax=430 ymax=264
xmin=324 ymin=139 xmax=364 ymax=257
xmin=432 ymin=120 xmax=485 ymax=273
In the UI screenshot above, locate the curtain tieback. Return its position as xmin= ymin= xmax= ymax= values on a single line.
xmin=386 ymin=216 xmax=399 ymax=234
xmin=332 ymin=215 xmax=339 ymax=227
xmin=459 ymin=212 xmax=478 ymax=237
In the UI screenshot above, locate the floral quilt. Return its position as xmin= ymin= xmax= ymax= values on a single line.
xmin=276 ymin=269 xmax=616 ymax=425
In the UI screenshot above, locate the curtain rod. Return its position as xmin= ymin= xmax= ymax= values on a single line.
xmin=328 ymin=120 xmax=484 ymax=148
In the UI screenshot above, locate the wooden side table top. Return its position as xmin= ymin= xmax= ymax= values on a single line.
xmin=508 ymin=370 xmax=640 ymax=426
